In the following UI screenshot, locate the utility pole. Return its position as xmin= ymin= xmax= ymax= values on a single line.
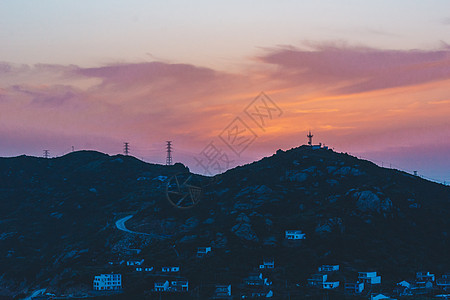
xmin=43 ymin=150 xmax=50 ymax=158
xmin=124 ymin=142 xmax=130 ymax=156
xmin=166 ymin=141 xmax=172 ymax=165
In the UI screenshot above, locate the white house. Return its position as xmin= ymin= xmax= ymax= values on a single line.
xmin=251 ymin=290 xmax=273 ymax=298
xmin=416 ymin=272 xmax=435 ymax=282
xmin=436 ymin=274 xmax=450 ymax=290
xmin=93 ymin=274 xmax=122 ymax=291
xmin=127 ymin=259 xmax=144 ymax=266
xmin=323 ymin=281 xmax=339 ymax=289
xmin=154 ymin=280 xmax=188 ymax=292
xmin=170 ymin=280 xmax=189 ymax=292
xmin=371 ymin=294 xmax=392 ymax=300
xmin=359 ymin=272 xmax=381 ymax=285
xmin=154 ymin=281 xmax=170 ymax=292
xmin=259 ymin=259 xmax=275 ymax=269
xmin=136 ymin=267 xmax=153 ymax=272
xmin=345 ymin=282 xmax=364 ymax=294
xmin=197 ymin=247 xmax=212 ymax=258
xmin=285 ymin=230 xmax=306 ymax=240
xmin=397 ymin=281 xmax=411 ymax=289
xmin=411 ymin=280 xmax=433 ymax=292
xmin=318 ymin=265 xmax=339 ymax=272
xmin=212 ymin=284 xmax=232 ymax=299
xmin=308 ymin=274 xmax=327 ymax=287
xmin=244 ymin=273 xmax=271 ymax=286
xmin=161 ymin=266 xmax=180 ymax=273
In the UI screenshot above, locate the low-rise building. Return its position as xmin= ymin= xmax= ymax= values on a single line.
xmin=154 ymin=280 xmax=188 ymax=292
xmin=108 ymin=260 xmax=124 ymax=266
xmin=170 ymin=280 xmax=189 ymax=292
xmin=211 ymin=284 xmax=232 ymax=299
xmin=411 ymin=280 xmax=433 ymax=294
xmin=416 ymin=272 xmax=435 ymax=282
xmin=397 ymin=281 xmax=411 ymax=289
xmin=371 ymin=294 xmax=394 ymax=300
xmin=197 ymin=247 xmax=212 ymax=258
xmin=345 ymin=282 xmax=364 ymax=294
xmin=318 ymin=265 xmax=339 ymax=272
xmin=127 ymin=259 xmax=144 ymax=266
xmin=161 ymin=266 xmax=180 ymax=273
xmin=285 ymin=230 xmax=306 ymax=240
xmin=244 ymin=273 xmax=271 ymax=286
xmin=308 ymin=274 xmax=327 ymax=287
xmin=359 ymin=272 xmax=381 ymax=285
xmin=323 ymin=281 xmax=339 ymax=289
xmin=259 ymin=259 xmax=275 ymax=270
xmin=437 ymin=274 xmax=450 ymax=290
xmin=93 ymin=274 xmax=122 ymax=291
xmin=154 ymin=281 xmax=170 ymax=292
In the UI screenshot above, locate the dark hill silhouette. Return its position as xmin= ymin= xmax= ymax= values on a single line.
xmin=0 ymin=147 xmax=448 ymax=299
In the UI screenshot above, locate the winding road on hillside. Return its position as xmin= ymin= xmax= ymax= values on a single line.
xmin=115 ymin=215 xmax=151 ymax=235
xmin=115 ymin=215 xmax=170 ymax=240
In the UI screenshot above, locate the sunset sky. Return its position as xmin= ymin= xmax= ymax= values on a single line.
xmin=1 ymin=1 xmax=449 ymax=182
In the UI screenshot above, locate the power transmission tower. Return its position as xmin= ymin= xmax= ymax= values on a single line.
xmin=166 ymin=141 xmax=172 ymax=165
xmin=43 ymin=150 xmax=50 ymax=158
xmin=124 ymin=142 xmax=130 ymax=156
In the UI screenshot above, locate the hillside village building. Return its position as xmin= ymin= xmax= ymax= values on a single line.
xmin=308 ymin=273 xmax=339 ymax=289
xmin=416 ymin=271 xmax=435 ymax=282
xmin=285 ymin=230 xmax=306 ymax=240
xmin=93 ymin=274 xmax=122 ymax=291
xmin=259 ymin=259 xmax=275 ymax=269
xmin=370 ymin=294 xmax=393 ymax=300
xmin=126 ymin=259 xmax=144 ymax=266
xmin=397 ymin=281 xmax=411 ymax=289
xmin=154 ymin=280 xmax=188 ymax=292
xmin=161 ymin=266 xmax=180 ymax=273
xmin=308 ymin=274 xmax=328 ymax=287
xmin=359 ymin=272 xmax=382 ymax=285
xmin=212 ymin=284 xmax=232 ymax=299
xmin=318 ymin=265 xmax=339 ymax=272
xmin=197 ymin=247 xmax=212 ymax=258
xmin=437 ymin=274 xmax=450 ymax=290
xmin=154 ymin=281 xmax=169 ymax=292
xmin=323 ymin=281 xmax=340 ymax=289
xmin=244 ymin=273 xmax=271 ymax=286
xmin=345 ymin=282 xmax=364 ymax=294
xmin=135 ymin=267 xmax=153 ymax=272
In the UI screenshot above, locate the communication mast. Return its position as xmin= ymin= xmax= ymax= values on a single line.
xmin=166 ymin=141 xmax=173 ymax=165
xmin=307 ymin=131 xmax=313 ymax=146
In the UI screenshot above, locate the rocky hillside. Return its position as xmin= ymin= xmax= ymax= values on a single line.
xmin=0 ymin=147 xmax=449 ymax=299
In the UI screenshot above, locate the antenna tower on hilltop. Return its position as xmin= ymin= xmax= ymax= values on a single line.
xmin=166 ymin=141 xmax=173 ymax=165
xmin=307 ymin=131 xmax=313 ymax=146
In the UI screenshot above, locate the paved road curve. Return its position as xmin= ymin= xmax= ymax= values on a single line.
xmin=115 ymin=215 xmax=151 ymax=236
xmin=115 ymin=215 xmax=171 ymax=240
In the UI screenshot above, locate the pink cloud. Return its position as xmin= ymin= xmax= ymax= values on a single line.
xmin=258 ymin=43 xmax=450 ymax=94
